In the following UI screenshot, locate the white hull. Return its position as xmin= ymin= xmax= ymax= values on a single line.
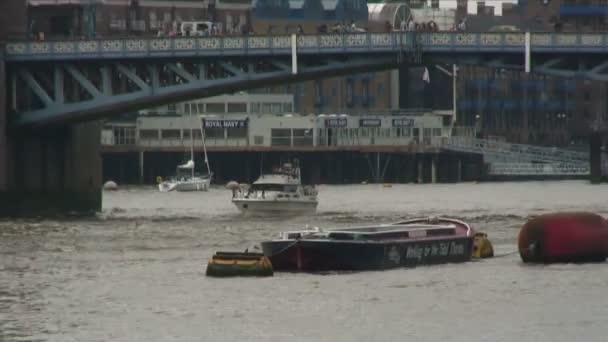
xmin=175 ymin=179 xmax=210 ymax=192
xmin=158 ymin=178 xmax=210 ymax=192
xmin=232 ymin=198 xmax=318 ymax=215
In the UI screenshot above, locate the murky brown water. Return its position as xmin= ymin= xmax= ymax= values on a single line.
xmin=1 ymin=181 xmax=608 ymax=342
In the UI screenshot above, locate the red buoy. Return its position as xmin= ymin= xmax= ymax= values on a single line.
xmin=518 ymin=212 xmax=608 ymax=263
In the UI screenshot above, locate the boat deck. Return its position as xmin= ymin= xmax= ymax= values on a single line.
xmin=327 ymin=224 xmax=459 ymax=241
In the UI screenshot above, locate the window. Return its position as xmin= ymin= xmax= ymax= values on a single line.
xmin=198 ymin=103 xmax=205 ymax=114
xmin=362 ymin=79 xmax=370 ymax=107
xmin=113 ymin=126 xmax=136 ymax=145
xmin=283 ymin=103 xmax=293 ymax=113
xmin=293 ymin=129 xmax=313 ymax=146
xmin=205 ymin=128 xmax=224 ymax=139
xmin=346 ymin=79 xmax=354 ymax=107
xmin=184 ymin=103 xmax=191 ymax=114
xmin=227 ymin=103 xmax=247 ymax=113
xmin=254 ymin=136 xmax=264 ymax=145
xmin=261 ymin=103 xmax=272 ymax=113
xmin=251 ymin=103 xmax=260 ymax=113
xmin=271 ymin=103 xmax=283 ymax=113
xmin=315 ymin=81 xmax=323 ymax=106
xmin=206 ymin=103 xmax=225 ymax=113
xmin=271 ymin=129 xmax=291 ymax=146
xmin=139 ymin=129 xmax=159 ymax=139
xmin=227 ymin=127 xmax=247 ymax=139
xmin=183 ymin=129 xmax=202 ymax=139
xmin=161 ymin=129 xmax=181 ymax=139
xmin=433 ymin=128 xmax=442 ymax=137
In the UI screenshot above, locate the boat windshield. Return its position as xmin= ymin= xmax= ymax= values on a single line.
xmin=250 ymin=184 xmax=297 ymax=192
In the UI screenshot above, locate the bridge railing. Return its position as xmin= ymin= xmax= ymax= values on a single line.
xmin=5 ymin=32 xmax=608 ymax=61
xmin=488 ymin=162 xmax=590 ymax=176
xmin=2 ymin=32 xmax=412 ymax=61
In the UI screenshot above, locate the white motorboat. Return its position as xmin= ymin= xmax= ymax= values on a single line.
xmin=158 ymin=114 xmax=213 ymax=192
xmin=232 ymin=160 xmax=318 ymax=215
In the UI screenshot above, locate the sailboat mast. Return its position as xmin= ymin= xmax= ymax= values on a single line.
xmin=201 ymin=118 xmax=211 ymax=176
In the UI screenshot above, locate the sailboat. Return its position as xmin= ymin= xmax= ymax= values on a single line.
xmin=158 ymin=114 xmax=213 ymax=192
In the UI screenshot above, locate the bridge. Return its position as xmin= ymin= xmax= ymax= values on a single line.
xmin=7 ymin=32 xmax=608 ymax=127
xmin=1 ymin=31 xmax=602 ymax=215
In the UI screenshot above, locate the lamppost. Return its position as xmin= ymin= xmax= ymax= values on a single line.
xmin=435 ymin=63 xmax=459 ymax=132
xmin=86 ymin=0 xmax=97 ymax=38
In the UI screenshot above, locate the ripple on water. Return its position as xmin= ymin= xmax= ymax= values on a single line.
xmin=1 ymin=182 xmax=608 ymax=342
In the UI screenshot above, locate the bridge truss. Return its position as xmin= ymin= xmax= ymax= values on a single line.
xmin=6 ymin=32 xmax=608 ymax=126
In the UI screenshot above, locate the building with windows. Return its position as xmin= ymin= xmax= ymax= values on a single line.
xmin=26 ymin=0 xmax=251 ymax=39
xmin=452 ymin=0 xmax=608 ymax=145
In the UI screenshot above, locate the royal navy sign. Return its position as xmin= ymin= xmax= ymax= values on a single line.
xmin=359 ymin=118 xmax=381 ymax=127
xmin=325 ymin=118 xmax=347 ymax=128
xmin=202 ymin=119 xmax=248 ymax=129
xmin=392 ymin=117 xmax=414 ymax=127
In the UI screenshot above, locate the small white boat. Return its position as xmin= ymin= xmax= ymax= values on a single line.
xmin=158 ymin=160 xmax=212 ymax=192
xmin=158 ymin=114 xmax=213 ymax=192
xmin=232 ymin=160 xmax=318 ymax=215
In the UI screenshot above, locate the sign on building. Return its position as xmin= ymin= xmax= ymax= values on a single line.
xmin=359 ymin=118 xmax=382 ymax=127
xmin=325 ymin=118 xmax=347 ymax=128
xmin=202 ymin=119 xmax=248 ymax=129
xmin=392 ymin=117 xmax=414 ymax=127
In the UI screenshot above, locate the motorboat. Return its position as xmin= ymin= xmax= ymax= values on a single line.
xmin=232 ymin=161 xmax=318 ymax=215
xmin=261 ymin=217 xmax=476 ymax=272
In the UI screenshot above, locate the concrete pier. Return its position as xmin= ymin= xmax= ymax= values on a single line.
xmin=590 ymin=132 xmax=605 ymax=184
xmin=431 ymin=157 xmax=437 ymax=184
xmin=139 ymin=151 xmax=145 ymax=184
xmin=0 ymin=51 xmax=101 ymax=216
xmin=0 ymin=121 xmax=103 ymax=216
xmin=417 ymin=157 xmax=424 ymax=184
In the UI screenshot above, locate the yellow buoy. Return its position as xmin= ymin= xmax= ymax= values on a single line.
xmin=472 ymin=232 xmax=494 ymax=258
xmin=206 ymin=252 xmax=273 ymax=277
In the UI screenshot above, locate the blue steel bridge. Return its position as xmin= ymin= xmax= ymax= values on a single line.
xmin=6 ymin=31 xmax=608 ymax=127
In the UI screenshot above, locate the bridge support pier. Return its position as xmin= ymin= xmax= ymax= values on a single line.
xmin=0 ymin=120 xmax=102 ymax=216
xmin=0 ymin=61 xmax=7 ymax=194
xmin=431 ymin=157 xmax=437 ymax=184
xmin=139 ymin=151 xmax=145 ymax=184
xmin=417 ymin=157 xmax=423 ymax=184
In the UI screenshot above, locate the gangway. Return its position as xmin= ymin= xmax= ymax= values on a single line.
xmin=442 ymin=137 xmax=589 ymax=177
xmin=443 ymin=137 xmax=588 ymax=164
xmin=488 ymin=163 xmax=590 ymax=176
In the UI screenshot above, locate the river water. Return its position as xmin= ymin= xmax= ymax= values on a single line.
xmin=1 ymin=181 xmax=608 ymax=342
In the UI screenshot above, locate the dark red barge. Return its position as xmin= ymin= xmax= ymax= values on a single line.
xmin=261 ymin=217 xmax=476 ymax=272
